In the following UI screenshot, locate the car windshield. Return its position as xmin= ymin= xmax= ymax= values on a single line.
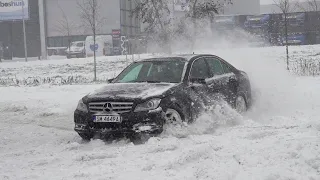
xmin=113 ymin=59 xmax=186 ymax=83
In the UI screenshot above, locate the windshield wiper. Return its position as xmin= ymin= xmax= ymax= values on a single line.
xmin=134 ymin=80 xmax=162 ymax=83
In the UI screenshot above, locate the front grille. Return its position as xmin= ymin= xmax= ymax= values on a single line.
xmin=88 ymin=102 xmax=134 ymax=114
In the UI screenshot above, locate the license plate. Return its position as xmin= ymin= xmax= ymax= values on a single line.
xmin=94 ymin=115 xmax=122 ymax=123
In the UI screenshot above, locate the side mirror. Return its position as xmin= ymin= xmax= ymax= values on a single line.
xmin=107 ymin=78 xmax=114 ymax=83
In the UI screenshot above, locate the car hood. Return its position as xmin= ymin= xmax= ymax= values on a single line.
xmin=85 ymin=82 xmax=178 ymax=101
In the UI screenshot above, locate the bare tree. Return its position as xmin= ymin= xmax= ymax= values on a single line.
xmin=274 ymin=0 xmax=296 ymax=70
xmin=131 ymin=0 xmax=172 ymax=53
xmin=132 ymin=0 xmax=232 ymax=53
xmin=296 ymin=0 xmax=319 ymax=11
xmin=77 ymin=0 xmax=106 ymax=81
xmin=185 ymin=0 xmax=233 ymax=49
xmin=186 ymin=0 xmax=233 ymax=20
xmin=55 ymin=0 xmax=75 ymax=55
xmin=307 ymin=0 xmax=320 ymax=11
xmin=296 ymin=0 xmax=320 ymax=45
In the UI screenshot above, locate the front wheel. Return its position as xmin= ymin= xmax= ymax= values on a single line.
xmin=164 ymin=105 xmax=187 ymax=126
xmin=78 ymin=133 xmax=93 ymax=141
xmin=166 ymin=108 xmax=183 ymax=123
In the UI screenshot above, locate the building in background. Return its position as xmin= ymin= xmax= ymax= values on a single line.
xmin=46 ymin=0 xmax=140 ymax=55
xmin=260 ymin=1 xmax=320 ymax=14
xmin=0 ymin=0 xmax=265 ymax=59
xmin=0 ymin=0 xmax=40 ymax=59
xmin=0 ymin=0 xmax=141 ymax=58
xmin=45 ymin=0 xmax=261 ymax=56
xmin=260 ymin=1 xmax=320 ymax=45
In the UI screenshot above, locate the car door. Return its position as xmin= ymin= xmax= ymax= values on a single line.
xmin=187 ymin=57 xmax=212 ymax=109
xmin=204 ymin=56 xmax=233 ymax=103
xmin=219 ymin=59 xmax=239 ymax=103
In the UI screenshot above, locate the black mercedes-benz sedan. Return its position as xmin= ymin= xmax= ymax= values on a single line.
xmin=74 ymin=54 xmax=252 ymax=143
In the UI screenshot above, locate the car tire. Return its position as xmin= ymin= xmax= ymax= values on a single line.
xmin=129 ymin=133 xmax=152 ymax=145
xmin=234 ymin=95 xmax=247 ymax=113
xmin=78 ymin=133 xmax=93 ymax=141
xmin=163 ymin=104 xmax=186 ymax=125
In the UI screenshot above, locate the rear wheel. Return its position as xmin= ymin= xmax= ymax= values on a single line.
xmin=235 ymin=95 xmax=247 ymax=113
xmin=129 ymin=133 xmax=152 ymax=145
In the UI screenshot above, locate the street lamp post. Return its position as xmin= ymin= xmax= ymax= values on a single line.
xmin=22 ymin=1 xmax=28 ymax=62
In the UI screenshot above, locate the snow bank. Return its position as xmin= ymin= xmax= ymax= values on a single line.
xmin=2 ymin=45 xmax=320 ymax=87
xmin=0 ymin=54 xmax=152 ymax=86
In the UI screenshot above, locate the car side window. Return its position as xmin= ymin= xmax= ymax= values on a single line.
xmin=190 ymin=58 xmax=210 ymax=80
xmin=206 ymin=57 xmax=224 ymax=76
xmin=220 ymin=61 xmax=232 ymax=74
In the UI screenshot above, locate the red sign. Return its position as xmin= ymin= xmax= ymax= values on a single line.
xmin=112 ymin=29 xmax=121 ymax=37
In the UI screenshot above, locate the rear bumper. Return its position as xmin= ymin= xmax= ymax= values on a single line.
xmin=74 ymin=107 xmax=166 ymax=136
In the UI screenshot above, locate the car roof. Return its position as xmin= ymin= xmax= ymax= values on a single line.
xmin=139 ymin=54 xmax=217 ymax=62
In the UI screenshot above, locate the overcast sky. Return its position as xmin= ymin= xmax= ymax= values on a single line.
xmin=260 ymin=0 xmax=274 ymax=4
xmin=260 ymin=0 xmax=306 ymax=5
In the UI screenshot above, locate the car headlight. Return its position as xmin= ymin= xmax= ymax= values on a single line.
xmin=76 ymin=99 xmax=88 ymax=112
xmin=134 ymin=98 xmax=161 ymax=112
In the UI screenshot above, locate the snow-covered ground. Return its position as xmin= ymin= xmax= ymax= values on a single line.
xmin=1 ymin=45 xmax=320 ymax=86
xmin=0 ymin=54 xmax=151 ymax=86
xmin=1 ymin=45 xmax=320 ymax=179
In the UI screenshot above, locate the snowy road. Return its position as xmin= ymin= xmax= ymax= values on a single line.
xmin=1 ymin=46 xmax=320 ymax=179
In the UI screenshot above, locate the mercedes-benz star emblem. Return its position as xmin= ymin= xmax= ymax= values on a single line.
xmin=103 ymin=103 xmax=113 ymax=112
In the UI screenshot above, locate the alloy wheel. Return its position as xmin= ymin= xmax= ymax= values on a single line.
xmin=165 ymin=108 xmax=183 ymax=125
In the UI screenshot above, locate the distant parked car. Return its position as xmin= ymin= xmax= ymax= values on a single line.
xmin=66 ymin=41 xmax=86 ymax=59
xmin=47 ymin=47 xmax=68 ymax=56
xmin=73 ymin=54 xmax=252 ymax=143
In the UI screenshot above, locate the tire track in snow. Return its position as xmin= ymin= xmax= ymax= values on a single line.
xmin=140 ymin=138 xmax=240 ymax=179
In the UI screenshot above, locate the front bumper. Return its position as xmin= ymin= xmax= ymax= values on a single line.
xmin=66 ymin=51 xmax=83 ymax=56
xmin=74 ymin=107 xmax=166 ymax=136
